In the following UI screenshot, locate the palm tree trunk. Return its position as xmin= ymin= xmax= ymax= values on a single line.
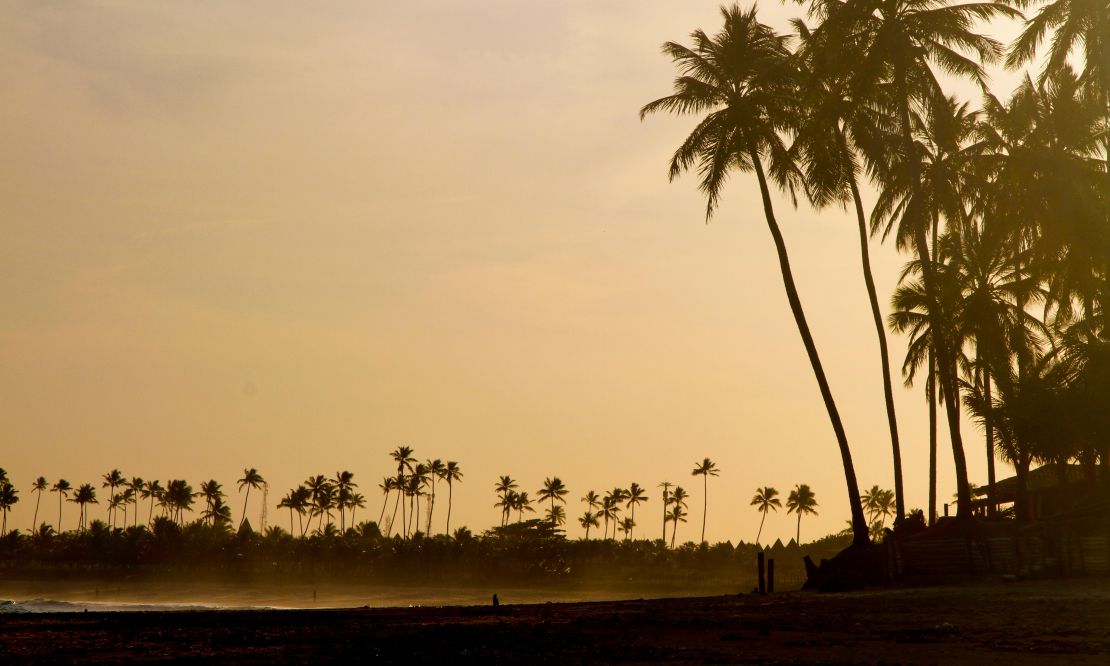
xmin=378 ymin=493 xmax=389 ymax=526
xmin=670 ymin=520 xmax=677 ymax=549
xmin=33 ymin=492 xmax=41 ymax=531
xmin=847 ymin=167 xmax=904 ymax=521
xmin=700 ymin=475 xmax=707 ymax=544
xmin=983 ymin=364 xmax=996 ymax=517
xmin=388 ymin=489 xmax=401 ymax=537
xmin=58 ymin=495 xmax=63 ymax=532
xmin=289 ymin=507 xmax=294 ymax=534
xmin=446 ymin=481 xmax=454 ymax=535
xmin=756 ymin=511 xmax=766 ymax=545
xmin=148 ymin=498 xmax=154 ymax=527
xmin=896 ymin=98 xmax=971 ymax=516
xmin=748 ymin=146 xmax=869 ymax=546
xmin=240 ymin=487 xmax=251 ymax=529
xmin=796 ymin=513 xmax=801 ymax=544
xmin=662 ymin=502 xmax=667 ymax=544
xmin=928 ymin=352 xmax=937 ymax=525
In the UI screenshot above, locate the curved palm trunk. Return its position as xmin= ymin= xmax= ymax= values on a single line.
xmin=749 ymin=146 xmax=869 ymax=546
xmin=388 ymin=490 xmax=401 ymax=538
xmin=378 ymin=493 xmax=389 ymax=526
xmin=33 ymin=492 xmax=41 ymax=531
xmin=661 ymin=503 xmax=667 ymax=544
xmin=756 ymin=511 xmax=767 ymax=545
xmin=796 ymin=513 xmax=802 ymax=544
xmin=983 ymin=364 xmax=996 ymax=517
xmin=896 ymin=99 xmax=971 ymax=516
xmin=847 ymin=168 xmax=904 ymax=521
xmin=630 ymin=505 xmax=636 ymax=539
xmin=148 ymin=498 xmax=155 ymax=527
xmin=670 ymin=520 xmax=677 ymax=549
xmin=58 ymin=495 xmax=64 ymax=532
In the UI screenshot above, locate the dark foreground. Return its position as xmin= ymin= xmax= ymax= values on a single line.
xmin=6 ymin=579 xmax=1110 ymax=664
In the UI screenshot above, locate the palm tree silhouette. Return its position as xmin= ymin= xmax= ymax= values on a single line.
xmin=390 ymin=446 xmax=416 ymax=537
xmin=0 ymin=482 xmax=19 ymax=536
xmin=128 ymin=477 xmax=143 ymax=528
xmin=818 ymin=0 xmax=1019 ymax=517
xmin=101 ymin=469 xmax=124 ymax=528
xmin=537 ymin=477 xmax=569 ymax=524
xmin=625 ymin=483 xmax=647 ymax=539
xmin=51 ymin=479 xmax=71 ymax=532
xmin=71 ymin=483 xmax=97 ymax=532
xmin=334 ymin=470 xmax=357 ymax=532
xmin=750 ymin=486 xmax=781 ymax=545
xmin=691 ymin=458 xmax=720 ymax=543
xmin=424 ymin=460 xmax=444 ymax=534
xmin=141 ymin=480 xmax=163 ymax=527
xmin=578 ymin=510 xmax=599 ymax=540
xmin=494 ymin=475 xmax=518 ymax=527
xmin=442 ymin=461 xmax=463 ymax=535
xmin=619 ymin=517 xmax=635 ymax=540
xmin=787 ymin=484 xmax=819 ymax=544
xmin=377 ymin=477 xmax=395 ymax=529
xmin=30 ymin=476 xmax=47 ymax=531
xmin=668 ymin=486 xmax=689 ymax=549
xmin=546 ymin=504 xmax=567 ymax=527
xmin=237 ymin=468 xmax=265 ymax=530
xmin=657 ymin=481 xmax=673 ymax=544
xmin=642 ymin=6 xmax=871 ymax=543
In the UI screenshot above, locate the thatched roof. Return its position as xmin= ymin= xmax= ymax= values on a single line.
xmin=971 ymin=464 xmax=1086 ymax=506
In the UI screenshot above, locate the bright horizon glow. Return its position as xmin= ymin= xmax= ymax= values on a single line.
xmin=0 ymin=1 xmax=1031 ymax=545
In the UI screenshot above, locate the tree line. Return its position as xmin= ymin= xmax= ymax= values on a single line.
xmin=641 ymin=0 xmax=1109 ymax=544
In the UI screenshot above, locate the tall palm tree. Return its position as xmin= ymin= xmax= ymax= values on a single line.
xmin=199 ymin=480 xmax=224 ymax=526
xmin=424 ymin=460 xmax=444 ymax=534
xmin=0 ymin=482 xmax=19 ymax=536
xmin=546 ymin=504 xmax=567 ymax=527
xmin=537 ymin=477 xmax=569 ymax=524
xmin=30 ymin=476 xmax=47 ymax=531
xmin=101 ymin=469 xmax=124 ymax=528
xmin=237 ymin=468 xmax=265 ymax=530
xmin=128 ymin=477 xmax=143 ymax=528
xmin=494 ymin=475 xmax=518 ymax=527
xmin=861 ymin=484 xmax=884 ymax=526
xmin=512 ymin=490 xmax=534 ymax=523
xmin=815 ymin=0 xmax=1021 ymax=516
xmin=442 ymin=461 xmax=463 ymax=535
xmin=750 ymin=486 xmax=782 ymax=544
xmin=625 ymin=483 xmax=647 ymax=539
xmin=642 ymin=6 xmax=871 ymax=543
xmin=599 ymin=493 xmax=622 ymax=539
xmin=691 ymin=458 xmax=720 ymax=543
xmin=70 ymin=483 xmax=97 ymax=532
xmin=390 ymin=446 xmax=416 ymax=537
xmin=141 ymin=480 xmax=163 ymax=527
xmin=792 ymin=19 xmax=906 ymax=521
xmin=657 ymin=481 xmax=673 ymax=544
xmin=51 ymin=479 xmax=71 ymax=532
xmin=668 ymin=487 xmax=689 ymax=549
xmin=377 ymin=476 xmax=395 ymax=528
xmin=787 ymin=484 xmax=819 ymax=544
xmin=334 ymin=470 xmax=357 ymax=532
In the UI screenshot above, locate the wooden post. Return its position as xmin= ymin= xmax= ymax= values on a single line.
xmin=767 ymin=558 xmax=775 ymax=594
xmin=757 ymin=551 xmax=766 ymax=594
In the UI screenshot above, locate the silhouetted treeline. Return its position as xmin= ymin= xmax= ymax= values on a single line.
xmin=0 ymin=518 xmax=850 ymax=591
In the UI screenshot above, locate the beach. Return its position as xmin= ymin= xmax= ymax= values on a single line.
xmin=4 ymin=578 xmax=1110 ymax=664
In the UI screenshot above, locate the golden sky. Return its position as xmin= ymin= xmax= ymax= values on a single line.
xmin=0 ymin=1 xmax=1026 ymax=544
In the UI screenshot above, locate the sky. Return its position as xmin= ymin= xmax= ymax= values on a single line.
xmin=0 ymin=1 xmax=1030 ymax=544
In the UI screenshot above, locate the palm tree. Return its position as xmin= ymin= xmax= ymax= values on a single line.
xmin=578 ymin=511 xmax=600 ymax=540
xmin=377 ymin=477 xmax=395 ymax=528
xmin=546 ymin=504 xmax=567 ymax=527
xmin=424 ymin=460 xmax=444 ymax=534
xmin=512 ymin=490 xmax=534 ymax=523
xmin=657 ymin=481 xmax=673 ymax=544
xmin=101 ymin=469 xmax=124 ymax=528
xmin=750 ymin=486 xmax=782 ymax=545
xmin=625 ymin=483 xmax=647 ymax=539
xmin=816 ymin=0 xmax=1021 ymax=517
xmin=599 ymin=494 xmax=622 ymax=539
xmin=619 ymin=517 xmax=636 ymax=540
xmin=390 ymin=446 xmax=416 ymax=537
xmin=51 ymin=479 xmax=71 ymax=532
xmin=30 ymin=476 xmax=47 ymax=531
xmin=536 ymin=477 xmax=570 ymax=523
xmin=641 ymin=6 xmax=871 ymax=543
xmin=668 ymin=491 xmax=689 ymax=550
xmin=347 ymin=492 xmax=366 ymax=526
xmin=861 ymin=484 xmax=884 ymax=525
xmin=442 ymin=461 xmax=462 ymax=535
xmin=70 ymin=483 xmax=97 ymax=532
xmin=494 ymin=475 xmax=518 ymax=527
xmin=787 ymin=484 xmax=819 ymax=544
xmin=691 ymin=458 xmax=720 ymax=543
xmin=164 ymin=480 xmax=194 ymax=524
xmin=0 ymin=482 xmax=19 ymax=536
xmin=237 ymin=468 xmax=265 ymax=530
xmin=128 ymin=477 xmax=143 ymax=528
xmin=199 ymin=480 xmax=224 ymax=526
xmin=334 ymin=470 xmax=357 ymax=532
xmin=141 ymin=480 xmax=163 ymax=527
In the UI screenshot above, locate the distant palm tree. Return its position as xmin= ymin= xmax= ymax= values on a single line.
xmin=860 ymin=485 xmax=884 ymax=526
xmin=537 ymin=477 xmax=569 ymax=524
xmin=657 ymin=481 xmax=673 ymax=544
xmin=304 ymin=475 xmax=329 ymax=534
xmin=141 ymin=480 xmax=163 ymax=527
xmin=334 ymin=470 xmax=357 ymax=532
xmin=625 ymin=483 xmax=647 ymax=539
xmin=128 ymin=477 xmax=143 ymax=528
xmin=495 ymin=475 xmax=518 ymax=526
xmin=347 ymin=492 xmax=366 ymax=526
xmin=424 ymin=460 xmax=445 ymax=534
xmin=71 ymin=483 xmax=97 ymax=532
xmin=51 ymin=479 xmax=71 ymax=532
xmin=101 ymin=469 xmax=124 ymax=528
xmin=237 ymin=468 xmax=265 ymax=530
xmin=787 ymin=484 xmax=819 ymax=544
xmin=750 ymin=486 xmax=781 ymax=545
xmin=0 ymin=482 xmax=19 ymax=536
xmin=599 ymin=495 xmax=621 ymax=539
xmin=668 ymin=486 xmax=689 ymax=548
xmin=512 ymin=491 xmax=535 ymax=523
xmin=546 ymin=504 xmax=567 ymax=527
xmin=619 ymin=517 xmax=636 ymax=540
xmin=377 ymin=477 xmax=395 ymax=528
xmin=30 ymin=476 xmax=47 ymax=531
xmin=390 ymin=446 xmax=416 ymax=537
xmin=442 ymin=461 xmax=463 ymax=535
xmin=200 ymin=480 xmax=225 ymax=526
xmin=691 ymin=458 xmax=720 ymax=543
xmin=578 ymin=511 xmax=599 ymax=540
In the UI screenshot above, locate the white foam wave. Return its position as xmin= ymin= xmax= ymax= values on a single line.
xmin=0 ymin=598 xmax=267 ymax=613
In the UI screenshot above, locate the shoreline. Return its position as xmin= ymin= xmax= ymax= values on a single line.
xmin=4 ymin=579 xmax=1110 ymax=663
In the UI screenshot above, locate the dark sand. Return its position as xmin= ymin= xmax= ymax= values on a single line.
xmin=5 ymin=579 xmax=1110 ymax=664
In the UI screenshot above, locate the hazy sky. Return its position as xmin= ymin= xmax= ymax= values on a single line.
xmin=0 ymin=1 xmax=1028 ymax=544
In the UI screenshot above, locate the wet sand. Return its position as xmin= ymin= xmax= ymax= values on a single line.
xmin=4 ymin=579 xmax=1110 ymax=664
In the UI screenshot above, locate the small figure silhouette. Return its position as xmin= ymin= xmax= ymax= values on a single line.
xmin=492 ymin=593 xmax=499 ymax=607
